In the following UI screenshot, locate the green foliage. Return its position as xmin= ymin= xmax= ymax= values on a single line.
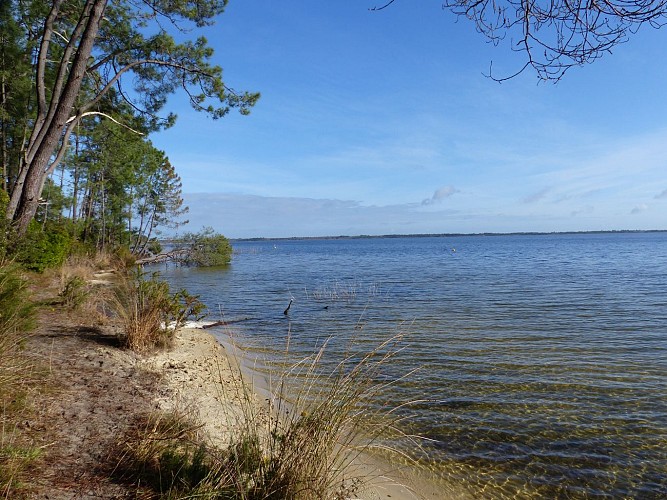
xmin=59 ymin=275 xmax=89 ymax=310
xmin=37 ymin=178 xmax=71 ymax=224
xmin=146 ymin=238 xmax=162 ymax=255
xmin=0 ymin=263 xmax=35 ymax=342
xmin=71 ymin=121 xmax=188 ymax=253
xmin=0 ymin=190 xmax=10 ymax=260
xmin=14 ymin=221 xmax=75 ymax=273
xmin=180 ymin=227 xmax=233 ymax=267
xmin=111 ymin=245 xmax=137 ymax=270
xmin=0 ymin=0 xmax=34 ymax=192
xmin=0 ymin=443 xmax=42 ymax=495
xmin=4 ymin=0 xmax=258 ymax=236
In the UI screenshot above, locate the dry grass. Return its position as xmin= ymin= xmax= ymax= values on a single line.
xmin=306 ymin=279 xmax=380 ymax=303
xmin=111 ymin=271 xmax=175 ymax=353
xmin=109 ymin=411 xmax=213 ymax=496
xmin=34 ymin=255 xmax=115 ymax=325
xmin=0 ymin=264 xmax=41 ymax=496
xmin=243 ymin=333 xmax=423 ymax=499
xmin=111 ymin=332 xmax=425 ymax=499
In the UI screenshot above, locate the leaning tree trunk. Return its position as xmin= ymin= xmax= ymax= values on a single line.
xmin=10 ymin=0 xmax=108 ymax=236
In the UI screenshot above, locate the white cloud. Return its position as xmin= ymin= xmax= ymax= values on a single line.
xmin=422 ymin=186 xmax=460 ymax=206
xmin=654 ymin=189 xmax=667 ymax=200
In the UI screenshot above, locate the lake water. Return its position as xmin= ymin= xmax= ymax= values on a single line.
xmin=156 ymin=232 xmax=667 ymax=498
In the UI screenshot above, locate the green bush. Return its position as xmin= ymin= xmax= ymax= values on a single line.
xmin=179 ymin=227 xmax=232 ymax=267
xmin=0 ymin=264 xmax=35 ymax=340
xmin=14 ymin=221 xmax=74 ymax=272
xmin=59 ymin=275 xmax=89 ymax=310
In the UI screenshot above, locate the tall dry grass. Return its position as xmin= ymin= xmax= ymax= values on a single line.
xmin=111 ymin=331 xmax=426 ymax=499
xmin=111 ymin=271 xmax=175 ymax=353
xmin=235 ymin=333 xmax=423 ymax=499
xmin=0 ymin=263 xmax=40 ymax=496
xmin=111 ymin=270 xmax=205 ymax=353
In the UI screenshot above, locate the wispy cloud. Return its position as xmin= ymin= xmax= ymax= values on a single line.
xmin=177 ymin=192 xmax=647 ymax=238
xmin=522 ymin=187 xmax=551 ymax=204
xmin=631 ymin=203 xmax=648 ymax=214
xmin=422 ymin=186 xmax=459 ymax=206
xmin=654 ymin=189 xmax=667 ymax=199
xmin=571 ymin=205 xmax=594 ymax=217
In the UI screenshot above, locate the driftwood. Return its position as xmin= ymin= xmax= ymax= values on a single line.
xmin=135 ymin=249 xmax=189 ymax=265
xmin=201 ymin=318 xmax=251 ymax=329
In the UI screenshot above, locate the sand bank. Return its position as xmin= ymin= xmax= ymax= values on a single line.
xmin=140 ymin=326 xmax=470 ymax=500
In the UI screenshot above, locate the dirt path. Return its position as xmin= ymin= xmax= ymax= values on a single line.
xmin=23 ymin=306 xmax=159 ymax=498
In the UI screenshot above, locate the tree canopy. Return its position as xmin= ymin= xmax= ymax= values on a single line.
xmin=1 ymin=0 xmax=258 ymax=236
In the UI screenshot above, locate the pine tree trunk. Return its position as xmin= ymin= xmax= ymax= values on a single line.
xmin=11 ymin=0 xmax=108 ymax=236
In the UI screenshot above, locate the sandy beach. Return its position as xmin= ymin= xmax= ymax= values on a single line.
xmin=22 ymin=276 xmax=467 ymax=498
xmin=142 ymin=326 xmax=469 ymax=500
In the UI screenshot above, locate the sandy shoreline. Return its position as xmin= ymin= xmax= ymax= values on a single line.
xmin=143 ymin=326 xmax=470 ymax=500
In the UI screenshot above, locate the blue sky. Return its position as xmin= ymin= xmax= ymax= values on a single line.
xmin=151 ymin=1 xmax=667 ymax=238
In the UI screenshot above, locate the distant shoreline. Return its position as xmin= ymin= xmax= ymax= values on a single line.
xmin=229 ymin=229 xmax=667 ymax=243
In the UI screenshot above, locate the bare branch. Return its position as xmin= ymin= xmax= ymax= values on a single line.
xmin=370 ymin=0 xmax=399 ymax=11
xmin=65 ymin=111 xmax=145 ymax=135
xmin=438 ymin=0 xmax=667 ymax=80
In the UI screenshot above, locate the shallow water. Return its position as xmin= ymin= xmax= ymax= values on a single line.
xmin=156 ymin=233 xmax=667 ymax=498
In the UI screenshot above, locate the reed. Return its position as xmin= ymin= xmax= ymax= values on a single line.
xmin=306 ymin=279 xmax=381 ymax=304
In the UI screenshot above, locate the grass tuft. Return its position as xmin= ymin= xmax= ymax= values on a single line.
xmin=111 ymin=270 xmax=205 ymax=353
xmin=111 ymin=271 xmax=175 ymax=353
xmin=111 ymin=332 xmax=426 ymax=499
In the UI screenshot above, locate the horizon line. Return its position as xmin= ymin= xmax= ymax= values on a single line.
xmin=227 ymin=228 xmax=667 ymax=242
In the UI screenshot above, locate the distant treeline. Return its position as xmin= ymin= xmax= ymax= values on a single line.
xmin=159 ymin=229 xmax=666 ymax=245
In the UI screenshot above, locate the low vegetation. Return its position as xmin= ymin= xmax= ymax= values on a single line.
xmin=179 ymin=227 xmax=233 ymax=267
xmin=0 ymin=264 xmax=39 ymax=495
xmin=0 ymin=236 xmax=423 ymax=498
xmin=110 ymin=333 xmax=423 ymax=499
xmin=111 ymin=270 xmax=205 ymax=353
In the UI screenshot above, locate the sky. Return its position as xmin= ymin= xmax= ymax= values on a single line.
xmin=150 ymin=1 xmax=667 ymax=239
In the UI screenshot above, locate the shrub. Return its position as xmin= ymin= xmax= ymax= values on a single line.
xmin=59 ymin=275 xmax=89 ymax=310
xmin=111 ymin=270 xmax=205 ymax=353
xmin=14 ymin=221 xmax=74 ymax=272
xmin=179 ymin=227 xmax=232 ymax=267
xmin=111 ymin=245 xmax=136 ymax=270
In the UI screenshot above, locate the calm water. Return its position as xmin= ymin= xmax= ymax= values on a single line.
xmin=157 ymin=233 xmax=667 ymax=498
